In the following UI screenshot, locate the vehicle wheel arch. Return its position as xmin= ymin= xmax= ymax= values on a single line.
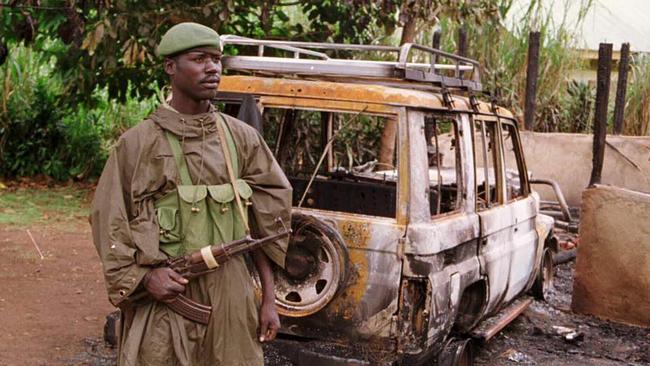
xmin=453 ymin=279 xmax=488 ymax=333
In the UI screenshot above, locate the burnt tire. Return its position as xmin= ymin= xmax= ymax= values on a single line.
xmin=274 ymin=213 xmax=349 ymax=317
xmin=531 ymin=247 xmax=554 ymax=301
xmin=103 ymin=310 xmax=120 ymax=347
xmin=437 ymin=338 xmax=474 ymax=366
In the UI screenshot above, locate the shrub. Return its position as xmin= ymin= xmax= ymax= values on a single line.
xmin=0 ymin=42 xmax=66 ymax=178
xmin=0 ymin=41 xmax=157 ymax=180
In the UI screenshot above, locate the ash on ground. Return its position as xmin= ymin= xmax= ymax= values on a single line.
xmin=474 ymin=262 xmax=650 ymax=366
xmin=70 ymin=262 xmax=650 ymax=366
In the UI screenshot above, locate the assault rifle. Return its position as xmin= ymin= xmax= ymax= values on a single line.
xmin=142 ymin=219 xmax=291 ymax=324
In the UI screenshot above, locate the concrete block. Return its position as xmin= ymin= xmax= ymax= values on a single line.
xmin=520 ymin=132 xmax=650 ymax=207
xmin=572 ymin=185 xmax=650 ymax=327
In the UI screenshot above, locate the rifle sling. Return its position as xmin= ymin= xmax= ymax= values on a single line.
xmin=215 ymin=113 xmax=250 ymax=234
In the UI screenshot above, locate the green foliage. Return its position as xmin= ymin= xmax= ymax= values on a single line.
xmin=0 ymin=42 xmax=66 ymax=178
xmin=332 ymin=114 xmax=386 ymax=170
xmin=57 ymin=86 xmax=157 ymax=179
xmin=1 ymin=1 xmax=315 ymax=102
xmin=561 ymin=80 xmax=594 ymax=133
xmin=262 ymin=109 xmax=386 ymax=174
xmin=0 ymin=42 xmax=156 ymax=180
xmin=0 ymin=0 xmax=508 ymax=103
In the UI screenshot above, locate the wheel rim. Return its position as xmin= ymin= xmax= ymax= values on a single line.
xmin=455 ymin=339 xmax=474 ymax=366
xmin=274 ymin=223 xmax=343 ymax=317
xmin=541 ymin=249 xmax=554 ymax=297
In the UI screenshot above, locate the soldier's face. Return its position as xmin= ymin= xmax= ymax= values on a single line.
xmin=166 ymin=47 xmax=222 ymax=101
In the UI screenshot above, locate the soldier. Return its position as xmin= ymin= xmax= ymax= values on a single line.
xmin=90 ymin=22 xmax=292 ymax=365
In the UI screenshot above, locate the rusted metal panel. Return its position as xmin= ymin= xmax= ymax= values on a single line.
xmin=400 ymin=109 xmax=483 ymax=355
xmin=396 ymin=107 xmax=410 ymax=226
xmin=470 ymin=297 xmax=532 ymax=342
xmin=222 ymin=75 xmax=443 ymax=109
xmin=527 ymin=208 xmax=554 ymax=291
xmin=396 ymin=278 xmax=431 ymax=353
xmin=459 ymin=114 xmax=477 ymax=214
xmin=258 ymin=95 xmax=399 ymax=116
xmin=503 ymin=199 xmax=538 ymax=301
xmin=281 ymin=208 xmax=404 ymax=341
xmin=405 ymin=216 xmax=479 ymax=256
xmin=220 ymin=75 xmax=515 ymax=119
xmin=405 ymin=109 xmax=430 ymax=224
xmin=400 ymin=236 xmax=482 ymax=357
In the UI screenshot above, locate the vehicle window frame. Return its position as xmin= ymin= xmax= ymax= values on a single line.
xmin=471 ymin=117 xmax=504 ymax=210
xmin=258 ymin=103 xmax=402 ymax=222
xmin=499 ymin=118 xmax=531 ymax=200
xmin=423 ymin=112 xmax=464 ymax=219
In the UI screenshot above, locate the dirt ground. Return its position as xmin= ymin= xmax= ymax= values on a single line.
xmin=473 ymin=261 xmax=650 ymax=366
xmin=1 ymin=217 xmax=648 ymax=366
xmin=0 ymin=223 xmax=114 ymax=366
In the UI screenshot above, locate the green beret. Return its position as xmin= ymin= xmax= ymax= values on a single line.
xmin=157 ymin=22 xmax=221 ymax=57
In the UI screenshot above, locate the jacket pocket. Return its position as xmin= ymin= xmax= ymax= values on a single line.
xmin=206 ymin=180 xmax=252 ymax=243
xmin=155 ymin=191 xmax=182 ymax=240
xmin=157 ymin=206 xmax=181 ymax=241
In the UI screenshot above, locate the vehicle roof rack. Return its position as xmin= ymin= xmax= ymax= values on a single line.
xmin=220 ymin=35 xmax=482 ymax=92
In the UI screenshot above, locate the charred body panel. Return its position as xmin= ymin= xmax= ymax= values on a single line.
xmin=280 ymin=210 xmax=403 ymax=345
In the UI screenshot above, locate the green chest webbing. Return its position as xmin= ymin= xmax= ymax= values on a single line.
xmin=165 ymin=114 xmax=239 ymax=186
xmin=155 ymin=113 xmax=252 ymax=257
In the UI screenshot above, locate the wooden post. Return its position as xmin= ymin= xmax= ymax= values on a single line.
xmin=432 ymin=29 xmax=441 ymax=49
xmin=457 ymin=26 xmax=468 ymax=79
xmin=524 ymin=31 xmax=541 ymax=131
xmin=613 ymin=43 xmax=630 ymax=135
xmin=432 ymin=29 xmax=441 ymax=64
xmin=589 ymin=43 xmax=613 ymax=186
xmin=457 ymin=26 xmax=467 ymax=57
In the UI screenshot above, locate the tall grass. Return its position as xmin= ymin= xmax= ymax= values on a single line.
xmin=624 ymin=56 xmax=650 ymax=136
xmin=397 ymin=1 xmax=594 ymax=133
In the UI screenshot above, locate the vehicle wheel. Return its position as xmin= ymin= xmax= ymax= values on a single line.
xmin=437 ymin=338 xmax=474 ymax=366
xmin=531 ymin=247 xmax=554 ymax=301
xmin=274 ymin=214 xmax=349 ymax=317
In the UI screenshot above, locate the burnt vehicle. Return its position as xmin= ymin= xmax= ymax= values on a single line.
xmin=216 ymin=36 xmax=557 ymax=366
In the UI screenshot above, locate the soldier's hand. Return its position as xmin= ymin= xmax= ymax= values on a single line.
xmin=143 ymin=267 xmax=188 ymax=303
xmin=258 ymin=302 xmax=280 ymax=343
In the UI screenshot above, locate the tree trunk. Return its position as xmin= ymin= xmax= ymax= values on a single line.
xmin=260 ymin=0 xmax=275 ymax=36
xmin=378 ymin=6 xmax=418 ymax=169
xmin=400 ymin=11 xmax=418 ymax=45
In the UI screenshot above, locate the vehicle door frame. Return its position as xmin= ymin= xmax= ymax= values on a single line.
xmin=473 ymin=115 xmax=539 ymax=315
xmin=255 ymin=95 xmax=410 ymax=341
xmin=401 ymin=110 xmax=482 ymax=352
